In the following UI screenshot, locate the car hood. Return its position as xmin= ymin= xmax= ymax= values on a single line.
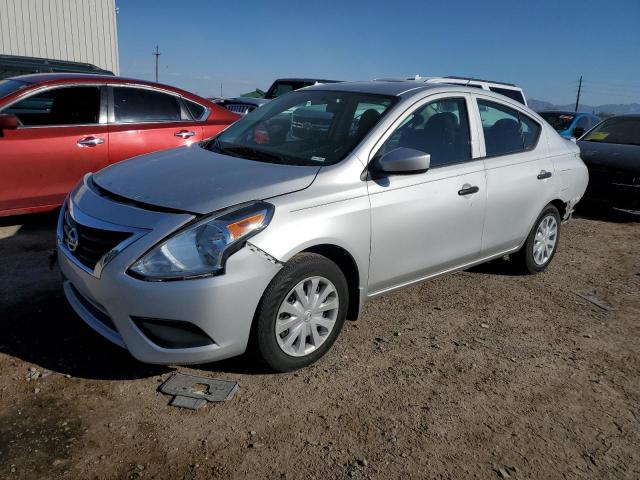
xmin=577 ymin=141 xmax=640 ymax=173
xmin=93 ymin=146 xmax=320 ymax=215
xmin=224 ymin=97 xmax=270 ymax=107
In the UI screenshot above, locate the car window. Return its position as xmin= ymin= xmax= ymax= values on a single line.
xmin=539 ymin=112 xmax=575 ymax=132
xmin=519 ymin=113 xmax=541 ymax=149
xmin=264 ymin=81 xmax=312 ymax=99
xmin=379 ymin=97 xmax=471 ymax=167
xmin=184 ymin=99 xmax=206 ymax=120
xmin=575 ymin=116 xmax=589 ymax=130
xmin=113 ymin=87 xmax=182 ymax=123
xmin=488 ymin=86 xmax=526 ymax=105
xmin=0 ymin=78 xmax=29 ymax=99
xmin=207 ymin=90 xmax=395 ymax=166
xmin=478 ymin=99 xmax=540 ymax=156
xmin=581 ymin=116 xmax=640 ymax=146
xmin=3 ymin=86 xmax=100 ymax=126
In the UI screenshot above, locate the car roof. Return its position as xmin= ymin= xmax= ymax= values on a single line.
xmin=442 ymin=75 xmax=517 ymax=87
xmin=273 ymin=78 xmax=340 ymax=83
xmin=0 ymin=54 xmax=114 ymax=75
xmin=375 ymin=76 xmax=520 ymax=89
xmin=603 ymin=114 xmax=640 ymax=119
xmin=13 ymin=73 xmax=145 ymax=84
xmin=304 ymin=80 xmax=442 ymax=97
xmin=5 ymin=73 xmax=214 ymax=105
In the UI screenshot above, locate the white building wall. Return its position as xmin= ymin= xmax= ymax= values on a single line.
xmin=0 ymin=0 xmax=119 ymax=74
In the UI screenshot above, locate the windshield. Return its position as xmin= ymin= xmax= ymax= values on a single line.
xmin=539 ymin=112 xmax=575 ymax=132
xmin=0 ymin=79 xmax=29 ymax=100
xmin=581 ymin=116 xmax=640 ymax=146
xmin=205 ymin=90 xmax=395 ymax=166
xmin=264 ymin=81 xmax=315 ymax=99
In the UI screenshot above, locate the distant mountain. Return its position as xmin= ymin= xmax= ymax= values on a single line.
xmin=529 ymin=99 xmax=640 ymax=115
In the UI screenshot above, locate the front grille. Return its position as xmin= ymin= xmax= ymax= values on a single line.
xmin=63 ymin=208 xmax=132 ymax=271
xmin=224 ymin=103 xmax=255 ymax=116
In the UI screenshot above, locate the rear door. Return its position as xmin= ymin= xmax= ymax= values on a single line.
xmin=473 ymin=96 xmax=556 ymax=256
xmin=0 ymin=84 xmax=108 ymax=213
xmin=107 ymin=86 xmax=204 ymax=164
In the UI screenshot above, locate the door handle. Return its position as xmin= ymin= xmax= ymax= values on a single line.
xmin=175 ymin=130 xmax=195 ymax=139
xmin=537 ymin=170 xmax=552 ymax=180
xmin=458 ymin=184 xmax=479 ymax=196
xmin=77 ymin=136 xmax=105 ymax=147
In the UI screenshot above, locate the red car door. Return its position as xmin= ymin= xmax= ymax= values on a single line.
xmin=0 ymin=85 xmax=109 ymax=215
xmin=107 ymin=86 xmax=204 ymax=164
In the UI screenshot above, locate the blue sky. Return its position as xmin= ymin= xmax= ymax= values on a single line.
xmin=116 ymin=0 xmax=640 ymax=105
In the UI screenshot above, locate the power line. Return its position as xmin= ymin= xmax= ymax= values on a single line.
xmin=575 ymin=75 xmax=582 ymax=112
xmin=153 ymin=45 xmax=161 ymax=83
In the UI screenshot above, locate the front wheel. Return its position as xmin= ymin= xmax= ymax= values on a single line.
xmin=512 ymin=204 xmax=561 ymax=274
xmin=252 ymin=253 xmax=348 ymax=372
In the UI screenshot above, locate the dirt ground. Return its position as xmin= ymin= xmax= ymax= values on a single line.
xmin=0 ymin=206 xmax=638 ymax=480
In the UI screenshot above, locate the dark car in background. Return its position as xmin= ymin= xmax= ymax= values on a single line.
xmin=217 ymin=78 xmax=340 ymax=116
xmin=0 ymin=54 xmax=113 ymax=80
xmin=577 ymin=115 xmax=640 ymax=210
xmin=539 ymin=110 xmax=601 ymax=138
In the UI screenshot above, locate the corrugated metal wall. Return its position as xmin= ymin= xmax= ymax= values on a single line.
xmin=0 ymin=0 xmax=119 ymax=74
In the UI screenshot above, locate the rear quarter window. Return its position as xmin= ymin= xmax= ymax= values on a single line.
xmin=184 ymin=99 xmax=206 ymax=120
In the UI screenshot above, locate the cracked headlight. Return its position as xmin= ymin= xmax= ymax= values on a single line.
xmin=129 ymin=201 xmax=274 ymax=281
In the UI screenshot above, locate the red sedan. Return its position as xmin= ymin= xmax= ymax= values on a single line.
xmin=0 ymin=74 xmax=239 ymax=216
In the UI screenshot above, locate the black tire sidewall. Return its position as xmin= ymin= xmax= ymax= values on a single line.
xmin=523 ymin=204 xmax=561 ymax=273
xmin=253 ymin=253 xmax=349 ymax=372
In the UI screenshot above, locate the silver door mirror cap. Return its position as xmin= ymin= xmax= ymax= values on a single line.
xmin=378 ymin=147 xmax=431 ymax=174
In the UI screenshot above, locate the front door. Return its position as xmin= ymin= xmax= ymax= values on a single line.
xmin=107 ymin=86 xmax=204 ymax=164
xmin=367 ymin=95 xmax=487 ymax=294
xmin=0 ymin=85 xmax=108 ymax=213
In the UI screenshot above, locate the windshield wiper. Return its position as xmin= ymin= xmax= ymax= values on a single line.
xmin=221 ymin=146 xmax=288 ymax=164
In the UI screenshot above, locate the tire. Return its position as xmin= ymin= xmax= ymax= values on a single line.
xmin=251 ymin=252 xmax=349 ymax=372
xmin=512 ymin=204 xmax=561 ymax=274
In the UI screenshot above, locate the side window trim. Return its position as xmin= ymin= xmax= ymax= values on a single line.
xmin=107 ymin=85 xmax=199 ymax=125
xmin=367 ymin=92 xmax=481 ymax=167
xmin=0 ymin=83 xmax=107 ymax=128
xmin=473 ymin=95 xmax=542 ymax=159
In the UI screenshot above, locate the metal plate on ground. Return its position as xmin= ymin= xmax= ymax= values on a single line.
xmin=160 ymin=373 xmax=239 ymax=409
xmin=170 ymin=395 xmax=207 ymax=410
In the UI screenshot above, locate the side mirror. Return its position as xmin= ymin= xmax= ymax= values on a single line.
xmin=572 ymin=127 xmax=585 ymax=138
xmin=377 ymin=147 xmax=431 ymax=174
xmin=0 ymin=113 xmax=19 ymax=131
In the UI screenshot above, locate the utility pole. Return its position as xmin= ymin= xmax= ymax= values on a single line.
xmin=220 ymin=83 xmax=223 ymax=98
xmin=153 ymin=46 xmax=161 ymax=82
xmin=574 ymin=75 xmax=583 ymax=112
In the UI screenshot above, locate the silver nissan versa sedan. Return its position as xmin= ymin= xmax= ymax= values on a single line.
xmin=57 ymin=81 xmax=588 ymax=372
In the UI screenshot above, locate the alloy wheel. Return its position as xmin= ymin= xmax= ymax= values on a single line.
xmin=532 ymin=214 xmax=558 ymax=265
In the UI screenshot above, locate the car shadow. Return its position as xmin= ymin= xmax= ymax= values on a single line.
xmin=195 ymin=355 xmax=274 ymax=376
xmin=465 ymin=256 xmax=523 ymax=277
xmin=0 ymin=211 xmax=171 ymax=380
xmin=574 ymin=201 xmax=640 ymax=224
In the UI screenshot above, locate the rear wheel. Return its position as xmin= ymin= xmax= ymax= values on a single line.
xmin=512 ymin=204 xmax=561 ymax=274
xmin=252 ymin=253 xmax=348 ymax=372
